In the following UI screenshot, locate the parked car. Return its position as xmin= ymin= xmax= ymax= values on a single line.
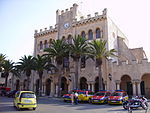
xmin=7 ymin=90 xmax=17 ymax=98
xmin=78 ymin=90 xmax=94 ymax=103
xmin=62 ymin=90 xmax=82 ymax=102
xmin=91 ymin=90 xmax=111 ymax=104
xmin=108 ymin=90 xmax=128 ymax=104
xmin=13 ymin=91 xmax=37 ymax=110
xmin=0 ymin=87 xmax=11 ymax=96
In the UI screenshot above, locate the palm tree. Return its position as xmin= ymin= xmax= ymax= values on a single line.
xmin=44 ymin=39 xmax=69 ymax=97
xmin=17 ymin=55 xmax=35 ymax=90
xmin=2 ymin=60 xmax=15 ymax=87
xmin=89 ymin=40 xmax=116 ymax=90
xmin=69 ymin=35 xmax=89 ymax=89
xmin=0 ymin=54 xmax=6 ymax=72
xmin=34 ymin=55 xmax=56 ymax=96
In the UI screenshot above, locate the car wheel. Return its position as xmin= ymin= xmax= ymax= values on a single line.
xmin=88 ymin=98 xmax=91 ymax=103
xmin=33 ymin=108 xmax=36 ymax=110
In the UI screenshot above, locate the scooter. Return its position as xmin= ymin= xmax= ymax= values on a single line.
xmin=122 ymin=96 xmax=148 ymax=113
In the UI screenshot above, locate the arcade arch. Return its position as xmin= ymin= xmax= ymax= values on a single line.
xmin=80 ymin=77 xmax=88 ymax=90
xmin=120 ymin=75 xmax=133 ymax=96
xmin=141 ymin=74 xmax=150 ymax=97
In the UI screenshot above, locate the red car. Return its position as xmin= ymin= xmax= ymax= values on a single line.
xmin=62 ymin=90 xmax=82 ymax=102
xmin=91 ymin=90 xmax=111 ymax=104
xmin=108 ymin=90 xmax=129 ymax=104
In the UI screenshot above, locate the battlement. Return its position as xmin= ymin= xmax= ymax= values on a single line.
xmin=72 ymin=8 xmax=107 ymax=27
xmin=112 ymin=58 xmax=149 ymax=66
xmin=56 ymin=3 xmax=78 ymax=16
xmin=34 ymin=25 xmax=57 ymax=37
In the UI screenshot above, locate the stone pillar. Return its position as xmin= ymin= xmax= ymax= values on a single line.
xmin=50 ymin=82 xmax=54 ymax=97
xmin=55 ymin=84 xmax=58 ymax=97
xmin=115 ymin=80 xmax=120 ymax=90
xmin=132 ymin=81 xmax=136 ymax=96
xmin=91 ymin=83 xmax=94 ymax=92
xmin=136 ymin=80 xmax=141 ymax=96
xmin=88 ymin=83 xmax=91 ymax=90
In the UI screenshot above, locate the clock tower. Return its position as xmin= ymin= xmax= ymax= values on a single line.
xmin=55 ymin=3 xmax=81 ymax=39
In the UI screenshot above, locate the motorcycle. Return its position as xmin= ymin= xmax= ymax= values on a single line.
xmin=122 ymin=96 xmax=148 ymax=113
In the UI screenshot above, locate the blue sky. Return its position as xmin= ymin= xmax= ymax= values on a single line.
xmin=0 ymin=0 xmax=150 ymax=62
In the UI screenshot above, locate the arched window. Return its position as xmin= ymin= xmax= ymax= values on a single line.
xmin=49 ymin=39 xmax=52 ymax=47
xmin=44 ymin=40 xmax=48 ymax=48
xmin=88 ymin=30 xmax=93 ymax=40
xmin=81 ymin=31 xmax=86 ymax=38
xmin=39 ymin=41 xmax=43 ymax=50
xmin=67 ymin=35 xmax=72 ymax=44
xmin=96 ymin=28 xmax=101 ymax=38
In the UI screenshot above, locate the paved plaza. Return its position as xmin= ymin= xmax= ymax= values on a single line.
xmin=0 ymin=96 xmax=149 ymax=113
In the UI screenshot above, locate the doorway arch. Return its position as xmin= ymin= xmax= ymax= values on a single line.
xmin=141 ymin=74 xmax=150 ymax=97
xmin=45 ymin=78 xmax=51 ymax=96
xmin=120 ymin=75 xmax=133 ymax=96
xmin=61 ymin=77 xmax=68 ymax=95
xmin=94 ymin=76 xmax=105 ymax=92
xmin=80 ymin=77 xmax=88 ymax=90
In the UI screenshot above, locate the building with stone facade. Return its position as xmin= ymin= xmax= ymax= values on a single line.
xmin=11 ymin=4 xmax=150 ymax=97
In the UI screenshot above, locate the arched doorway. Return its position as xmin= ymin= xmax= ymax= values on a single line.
xmin=16 ymin=79 xmax=20 ymax=91
xmin=35 ymin=79 xmax=39 ymax=95
xmin=120 ymin=75 xmax=133 ymax=96
xmin=94 ymin=77 xmax=105 ymax=92
xmin=61 ymin=77 xmax=68 ymax=95
xmin=45 ymin=79 xmax=51 ymax=96
xmin=80 ymin=77 xmax=88 ymax=90
xmin=141 ymin=74 xmax=150 ymax=97
xmin=23 ymin=79 xmax=27 ymax=90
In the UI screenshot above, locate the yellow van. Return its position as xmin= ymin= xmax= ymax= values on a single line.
xmin=13 ymin=91 xmax=37 ymax=110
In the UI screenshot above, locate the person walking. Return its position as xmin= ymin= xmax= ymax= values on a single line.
xmin=71 ymin=92 xmax=74 ymax=105
xmin=74 ymin=92 xmax=78 ymax=105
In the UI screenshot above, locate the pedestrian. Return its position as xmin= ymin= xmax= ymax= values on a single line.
xmin=71 ymin=92 xmax=74 ymax=105
xmin=74 ymin=92 xmax=78 ymax=105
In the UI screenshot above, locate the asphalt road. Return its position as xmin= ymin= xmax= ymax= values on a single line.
xmin=0 ymin=96 xmax=149 ymax=113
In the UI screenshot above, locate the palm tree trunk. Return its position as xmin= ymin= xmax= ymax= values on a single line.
xmin=27 ymin=76 xmax=30 ymax=90
xmin=98 ymin=64 xmax=103 ymax=90
xmin=39 ymin=76 xmax=42 ymax=96
xmin=57 ymin=65 xmax=62 ymax=97
xmin=75 ymin=59 xmax=79 ymax=89
xmin=4 ymin=73 xmax=9 ymax=87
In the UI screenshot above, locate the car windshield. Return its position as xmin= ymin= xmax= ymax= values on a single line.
xmin=111 ymin=92 xmax=122 ymax=96
xmin=20 ymin=93 xmax=35 ymax=98
xmin=95 ymin=92 xmax=105 ymax=96
xmin=78 ymin=92 xmax=86 ymax=94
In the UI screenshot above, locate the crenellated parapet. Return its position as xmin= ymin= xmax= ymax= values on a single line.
xmin=111 ymin=58 xmax=149 ymax=67
xmin=72 ymin=8 xmax=107 ymax=27
xmin=34 ymin=25 xmax=57 ymax=37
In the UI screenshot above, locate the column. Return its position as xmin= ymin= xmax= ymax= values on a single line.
xmin=55 ymin=84 xmax=58 ymax=97
xmin=136 ymin=81 xmax=141 ymax=96
xmin=88 ymin=83 xmax=91 ymax=90
xmin=50 ymin=82 xmax=54 ymax=97
xmin=91 ymin=83 xmax=94 ymax=92
xmin=115 ymin=80 xmax=120 ymax=90
xmin=132 ymin=81 xmax=136 ymax=96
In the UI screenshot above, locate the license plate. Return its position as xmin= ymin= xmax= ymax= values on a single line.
xmin=24 ymin=100 xmax=32 ymax=103
xmin=111 ymin=101 xmax=116 ymax=102
xmin=94 ymin=100 xmax=99 ymax=102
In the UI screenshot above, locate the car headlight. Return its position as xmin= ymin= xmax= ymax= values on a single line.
xmin=100 ymin=97 xmax=105 ymax=100
xmin=118 ymin=97 xmax=123 ymax=100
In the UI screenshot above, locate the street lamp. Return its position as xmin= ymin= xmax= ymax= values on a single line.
xmin=108 ymin=73 xmax=112 ymax=81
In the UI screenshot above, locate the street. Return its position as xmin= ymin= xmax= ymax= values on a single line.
xmin=0 ymin=96 xmax=149 ymax=113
